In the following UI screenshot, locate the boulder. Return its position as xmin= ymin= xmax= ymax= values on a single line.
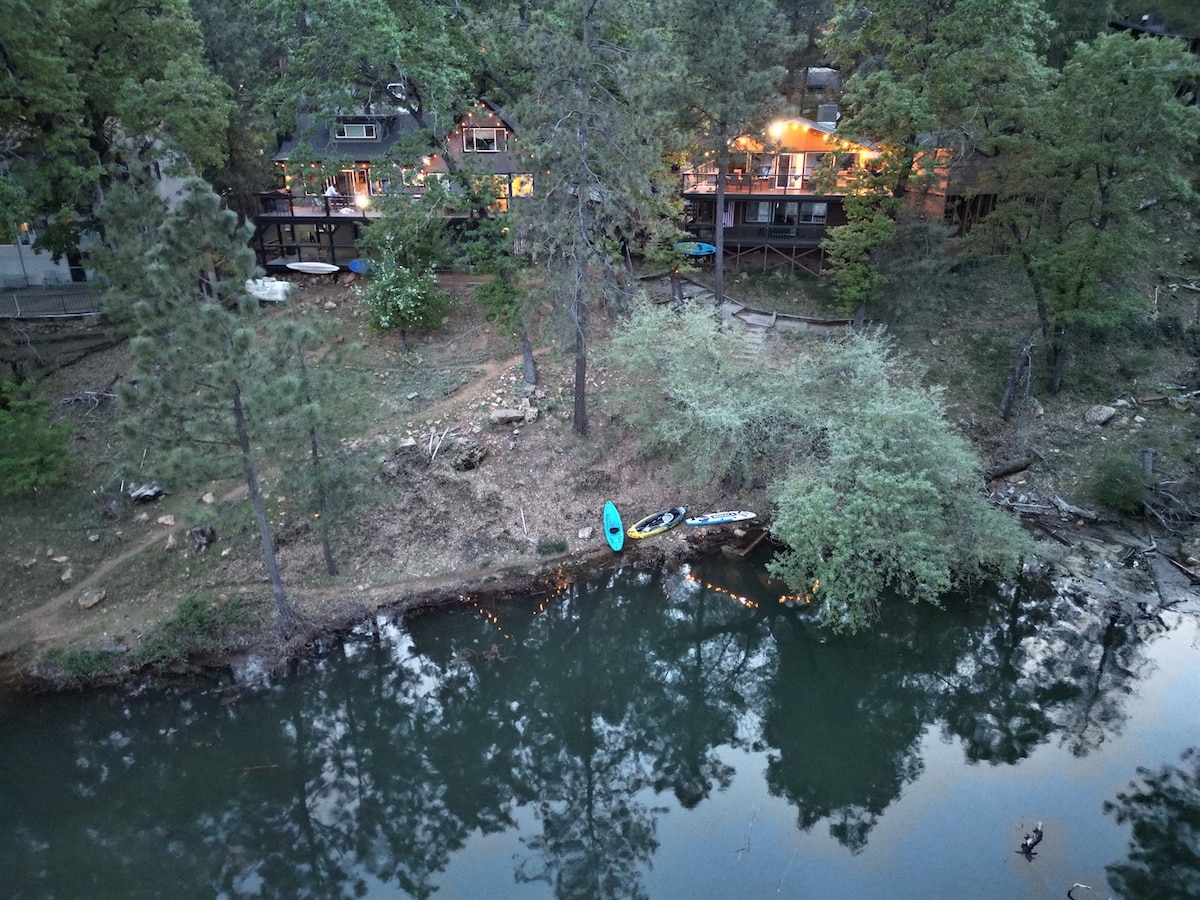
xmin=78 ymin=588 xmax=106 ymax=610
xmin=1085 ymin=404 xmax=1117 ymax=426
xmin=490 ymin=408 xmax=526 ymax=425
xmin=447 ymin=436 xmax=488 ymax=471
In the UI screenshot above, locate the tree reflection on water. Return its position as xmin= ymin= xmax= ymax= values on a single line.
xmin=1104 ymin=746 xmax=1200 ymax=899
xmin=0 ymin=560 xmax=1182 ymax=898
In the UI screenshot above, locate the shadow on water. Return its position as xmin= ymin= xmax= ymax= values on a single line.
xmin=0 ymin=555 xmax=1196 ymax=899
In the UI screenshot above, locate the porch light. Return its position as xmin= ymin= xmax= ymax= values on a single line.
xmin=355 ymin=194 xmax=370 ymax=209
xmin=768 ymin=121 xmax=786 ymax=140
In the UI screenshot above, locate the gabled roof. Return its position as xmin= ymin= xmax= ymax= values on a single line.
xmin=273 ymin=112 xmax=426 ymax=162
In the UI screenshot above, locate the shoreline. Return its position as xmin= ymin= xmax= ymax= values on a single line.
xmin=3 ymin=527 xmax=739 ymax=695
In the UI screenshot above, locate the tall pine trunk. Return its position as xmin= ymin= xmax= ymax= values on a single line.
xmin=232 ymin=381 xmax=299 ymax=633
xmin=295 ymin=351 xmax=338 ymax=575
xmin=714 ymin=137 xmax=727 ymax=307
xmin=572 ymin=253 xmax=589 ymax=436
xmin=1047 ymin=326 xmax=1069 ymax=395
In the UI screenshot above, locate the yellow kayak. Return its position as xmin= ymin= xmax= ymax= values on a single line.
xmin=627 ymin=506 xmax=688 ymax=540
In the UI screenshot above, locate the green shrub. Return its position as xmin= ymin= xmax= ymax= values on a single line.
xmin=0 ymin=381 xmax=73 ymax=495
xmin=1089 ymin=452 xmax=1148 ymax=515
xmin=536 ymin=535 xmax=568 ymax=556
xmin=39 ymin=647 xmax=119 ymax=680
xmin=133 ymin=594 xmax=247 ymax=668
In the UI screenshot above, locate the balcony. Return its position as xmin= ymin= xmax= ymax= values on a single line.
xmin=688 ymin=222 xmax=827 ymax=247
xmin=254 ymin=192 xmax=384 ymax=220
xmin=680 ymin=171 xmax=855 ymax=197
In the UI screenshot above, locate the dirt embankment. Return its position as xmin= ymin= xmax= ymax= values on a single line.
xmin=2 ymin=272 xmax=1197 ymax=690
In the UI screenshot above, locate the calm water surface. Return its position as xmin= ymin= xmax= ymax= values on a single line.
xmin=1 ymin=556 xmax=1197 ymax=899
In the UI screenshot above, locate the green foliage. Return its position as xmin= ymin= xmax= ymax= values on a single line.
xmin=536 ymin=536 xmax=568 ymax=556
xmin=38 ymin=647 xmax=116 ymax=681
xmin=357 ymin=194 xmax=452 ymax=338
xmin=824 ymin=0 xmax=1054 ymax=313
xmin=768 ymin=388 xmax=1029 ymax=633
xmin=133 ymin=594 xmax=248 ymax=669
xmin=978 ymin=31 xmax=1200 ymax=391
xmin=358 ymin=264 xmax=448 ymax=336
xmin=605 ymin=303 xmax=811 ymax=487
xmin=0 ymin=0 xmax=233 ymax=258
xmin=819 ymin=193 xmax=896 ymax=313
xmin=1089 ymin=452 xmax=1149 ymax=515
xmin=608 ymin=303 xmax=1030 ymax=633
xmin=0 ymin=381 xmax=73 ymax=495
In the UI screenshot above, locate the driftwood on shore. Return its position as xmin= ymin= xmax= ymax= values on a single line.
xmin=986 ymin=452 xmax=1042 ymax=482
xmin=1051 ymin=495 xmax=1098 ymax=522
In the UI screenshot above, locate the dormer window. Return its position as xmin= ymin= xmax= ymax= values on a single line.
xmin=336 ymin=122 xmax=378 ymax=140
xmin=464 ymin=127 xmax=505 ymax=153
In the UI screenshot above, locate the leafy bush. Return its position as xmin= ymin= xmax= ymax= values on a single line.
xmin=0 ymin=380 xmax=72 ymax=495
xmin=133 ymin=594 xmax=247 ymax=668
xmin=536 ymin=535 xmax=568 ymax=556
xmin=768 ymin=388 xmax=1029 ymax=633
xmin=1089 ymin=452 xmax=1148 ymax=515
xmin=357 ymin=264 xmax=447 ymax=337
xmin=607 ymin=303 xmax=1031 ymax=633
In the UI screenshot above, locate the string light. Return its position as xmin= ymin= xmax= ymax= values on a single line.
xmin=683 ymin=573 xmax=816 ymax=606
xmin=683 ymin=573 xmax=758 ymax=609
xmin=461 ymin=594 xmax=511 ymax=640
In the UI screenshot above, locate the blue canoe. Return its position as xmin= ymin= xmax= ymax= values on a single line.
xmin=673 ymin=241 xmax=717 ymax=257
xmin=603 ymin=501 xmax=624 ymax=552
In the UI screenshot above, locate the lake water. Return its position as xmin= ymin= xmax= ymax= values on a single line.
xmin=1 ymin=556 xmax=1197 ymax=899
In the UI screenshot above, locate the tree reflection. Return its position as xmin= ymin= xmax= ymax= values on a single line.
xmin=0 ymin=561 xmax=1174 ymax=895
xmin=937 ymin=584 xmax=1162 ymax=763
xmin=762 ymin=613 xmax=931 ymax=851
xmin=1104 ymin=747 xmax=1200 ymax=899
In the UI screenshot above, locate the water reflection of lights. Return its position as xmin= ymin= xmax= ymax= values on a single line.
xmin=683 ymin=573 xmax=758 ymax=609
xmin=460 ymin=569 xmax=574 ymax=638
xmin=683 ymin=572 xmax=814 ymax=606
xmin=461 ymin=594 xmax=511 ymax=639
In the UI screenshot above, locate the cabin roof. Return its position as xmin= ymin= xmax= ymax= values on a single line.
xmin=274 ymin=112 xmax=426 ymax=162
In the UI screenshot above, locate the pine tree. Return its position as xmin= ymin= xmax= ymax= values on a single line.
xmin=119 ymin=180 xmax=303 ymax=634
xmin=982 ymin=32 xmax=1200 ymax=394
xmin=504 ymin=0 xmax=673 ymax=435
xmin=661 ymin=0 xmax=789 ymax=305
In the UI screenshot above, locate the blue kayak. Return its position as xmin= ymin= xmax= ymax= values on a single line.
xmin=603 ymin=501 xmax=624 ymax=552
xmin=673 ymin=241 xmax=717 ymax=257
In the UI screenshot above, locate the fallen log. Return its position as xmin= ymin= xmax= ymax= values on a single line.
xmin=986 ymin=452 xmax=1042 ymax=482
xmin=1164 ymin=555 xmax=1200 ymax=586
xmin=1033 ymin=519 xmax=1073 ymax=547
xmin=1051 ymin=495 xmax=1098 ymax=522
xmin=738 ymin=529 xmax=769 ymax=557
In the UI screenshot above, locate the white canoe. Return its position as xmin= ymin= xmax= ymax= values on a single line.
xmin=286 ymin=261 xmax=340 ymax=275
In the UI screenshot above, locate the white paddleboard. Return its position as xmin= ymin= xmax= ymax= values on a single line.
xmin=286 ymin=262 xmax=340 ymax=275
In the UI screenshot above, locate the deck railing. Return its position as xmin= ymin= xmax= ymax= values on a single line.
xmin=0 ymin=284 xmax=101 ymax=319
xmin=680 ymin=172 xmax=854 ymax=196
xmin=688 ymin=222 xmax=827 ymax=247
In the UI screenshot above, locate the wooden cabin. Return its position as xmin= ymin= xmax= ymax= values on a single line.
xmin=250 ymin=103 xmax=531 ymax=272
xmin=679 ymin=113 xmax=877 ymax=274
